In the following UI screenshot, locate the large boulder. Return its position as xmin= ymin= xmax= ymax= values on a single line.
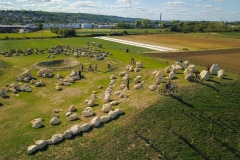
xmin=156 ymin=75 xmax=164 ymax=85
xmin=104 ymin=91 xmax=111 ymax=102
xmin=102 ymin=103 xmax=112 ymax=113
xmin=210 ymin=64 xmax=220 ymax=75
xmin=184 ymin=68 xmax=192 ymax=76
xmin=110 ymin=101 xmax=119 ymax=106
xmin=16 ymin=69 xmax=34 ymax=82
xmin=114 ymin=108 xmax=124 ymax=115
xmin=27 ymin=145 xmax=37 ymax=154
xmin=134 ymin=81 xmax=145 ymax=90
xmin=148 ymin=85 xmax=158 ymax=91
xmin=165 ymin=66 xmax=171 ymax=73
xmin=136 ymin=61 xmax=143 ymax=68
xmin=90 ymin=116 xmax=101 ymax=127
xmin=187 ymin=64 xmax=196 ymax=73
xmin=183 ymin=60 xmax=190 ymax=68
xmin=35 ymin=140 xmax=47 ymax=150
xmin=100 ymin=115 xmax=111 ymax=123
xmin=169 ymin=71 xmax=175 ymax=80
xmin=134 ymin=75 xmax=142 ymax=84
xmin=31 ymin=118 xmax=43 ymax=128
xmin=109 ymin=79 xmax=116 ymax=86
xmin=37 ymin=68 xmax=54 ymax=78
xmin=50 ymin=117 xmax=61 ymax=125
xmin=69 ymin=105 xmax=77 ymax=112
xmin=51 ymin=134 xmax=63 ymax=144
xmin=200 ymin=70 xmax=210 ymax=80
xmin=0 ymin=88 xmax=8 ymax=98
xmin=119 ymin=71 xmax=127 ymax=77
xmin=67 ymin=113 xmax=79 ymax=121
xmin=63 ymin=129 xmax=72 ymax=139
xmin=82 ymin=107 xmax=94 ymax=117
xmin=88 ymin=98 xmax=96 ymax=107
xmin=108 ymin=110 xmax=117 ymax=119
xmin=217 ymin=69 xmax=224 ymax=78
xmin=80 ymin=123 xmax=92 ymax=132
xmin=70 ymin=124 xmax=81 ymax=135
xmin=110 ymin=75 xmax=117 ymax=80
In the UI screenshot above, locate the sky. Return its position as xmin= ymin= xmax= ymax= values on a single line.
xmin=0 ymin=0 xmax=239 ymax=21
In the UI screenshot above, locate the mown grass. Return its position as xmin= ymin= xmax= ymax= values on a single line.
xmin=0 ymin=35 xmax=239 ymax=160
xmin=0 ymin=30 xmax=58 ymax=39
xmin=76 ymin=28 xmax=165 ymax=36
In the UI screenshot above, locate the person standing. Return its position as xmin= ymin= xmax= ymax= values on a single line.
xmin=94 ymin=64 xmax=98 ymax=72
xmin=78 ymin=70 xmax=82 ymax=79
xmin=81 ymin=64 xmax=84 ymax=72
xmin=126 ymin=78 xmax=130 ymax=90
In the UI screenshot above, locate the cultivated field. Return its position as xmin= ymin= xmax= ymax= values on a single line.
xmin=0 ymin=33 xmax=240 ymax=159
xmin=113 ymin=33 xmax=240 ymax=50
xmin=113 ymin=33 xmax=240 ymax=73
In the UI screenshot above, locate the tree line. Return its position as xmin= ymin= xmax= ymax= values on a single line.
xmin=115 ymin=20 xmax=240 ymax=32
xmin=50 ymin=28 xmax=76 ymax=37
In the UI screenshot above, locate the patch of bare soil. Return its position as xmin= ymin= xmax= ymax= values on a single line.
xmin=33 ymin=59 xmax=81 ymax=70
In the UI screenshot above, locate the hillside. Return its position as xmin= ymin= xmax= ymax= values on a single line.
xmin=0 ymin=10 xmax=136 ymax=25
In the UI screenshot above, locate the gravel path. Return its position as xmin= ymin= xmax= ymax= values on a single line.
xmin=95 ymin=36 xmax=177 ymax=52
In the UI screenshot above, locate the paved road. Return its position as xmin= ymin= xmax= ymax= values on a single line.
xmin=95 ymin=36 xmax=177 ymax=52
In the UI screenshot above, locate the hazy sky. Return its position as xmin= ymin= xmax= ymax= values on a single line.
xmin=0 ymin=0 xmax=239 ymax=21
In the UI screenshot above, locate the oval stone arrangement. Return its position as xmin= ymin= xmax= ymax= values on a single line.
xmin=27 ymin=108 xmax=124 ymax=155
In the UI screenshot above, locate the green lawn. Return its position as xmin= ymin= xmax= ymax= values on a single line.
xmin=0 ymin=30 xmax=58 ymax=39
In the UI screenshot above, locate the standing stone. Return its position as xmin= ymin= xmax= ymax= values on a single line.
xmin=51 ymin=134 xmax=63 ymax=144
xmin=50 ymin=117 xmax=61 ymax=125
xmin=210 ymin=64 xmax=220 ymax=75
xmin=27 ymin=145 xmax=37 ymax=154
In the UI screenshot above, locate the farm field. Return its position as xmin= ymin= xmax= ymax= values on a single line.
xmin=112 ymin=33 xmax=240 ymax=73
xmin=113 ymin=32 xmax=240 ymax=50
xmin=0 ymin=34 xmax=240 ymax=159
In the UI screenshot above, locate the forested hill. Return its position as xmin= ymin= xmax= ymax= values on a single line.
xmin=0 ymin=10 xmax=137 ymax=25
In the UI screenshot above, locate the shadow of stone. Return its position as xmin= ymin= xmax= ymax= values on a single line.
xmin=135 ymin=132 xmax=170 ymax=160
xmin=90 ymin=104 xmax=99 ymax=107
xmin=199 ymin=82 xmax=219 ymax=92
xmin=39 ymin=125 xmax=45 ymax=128
xmin=94 ymin=122 xmax=105 ymax=129
xmin=207 ymin=79 xmax=221 ymax=84
xmin=2 ymin=95 xmax=10 ymax=99
xmin=69 ymin=132 xmax=83 ymax=140
xmin=222 ymin=77 xmax=233 ymax=80
xmin=31 ymin=145 xmax=49 ymax=155
xmin=172 ymin=130 xmax=209 ymax=160
xmin=213 ymin=136 xmax=240 ymax=159
xmin=0 ymin=102 xmax=3 ymax=106
xmin=169 ymin=95 xmax=195 ymax=108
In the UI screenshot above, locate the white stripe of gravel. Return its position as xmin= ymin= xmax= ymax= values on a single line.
xmin=95 ymin=36 xmax=177 ymax=52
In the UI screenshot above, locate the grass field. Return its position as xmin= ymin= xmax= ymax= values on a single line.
xmin=0 ymin=30 xmax=58 ymax=39
xmin=0 ymin=33 xmax=240 ymax=159
xmin=75 ymin=28 xmax=165 ymax=36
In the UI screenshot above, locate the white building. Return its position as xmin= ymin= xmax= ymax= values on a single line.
xmin=81 ymin=23 xmax=93 ymax=29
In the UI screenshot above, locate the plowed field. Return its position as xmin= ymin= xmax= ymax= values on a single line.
xmin=114 ymin=33 xmax=240 ymax=73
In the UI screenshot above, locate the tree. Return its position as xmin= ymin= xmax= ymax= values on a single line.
xmin=134 ymin=20 xmax=142 ymax=28
xmin=142 ymin=19 xmax=150 ymax=28
xmin=36 ymin=23 xmax=43 ymax=30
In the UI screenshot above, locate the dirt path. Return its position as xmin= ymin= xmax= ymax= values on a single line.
xmin=95 ymin=36 xmax=177 ymax=52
